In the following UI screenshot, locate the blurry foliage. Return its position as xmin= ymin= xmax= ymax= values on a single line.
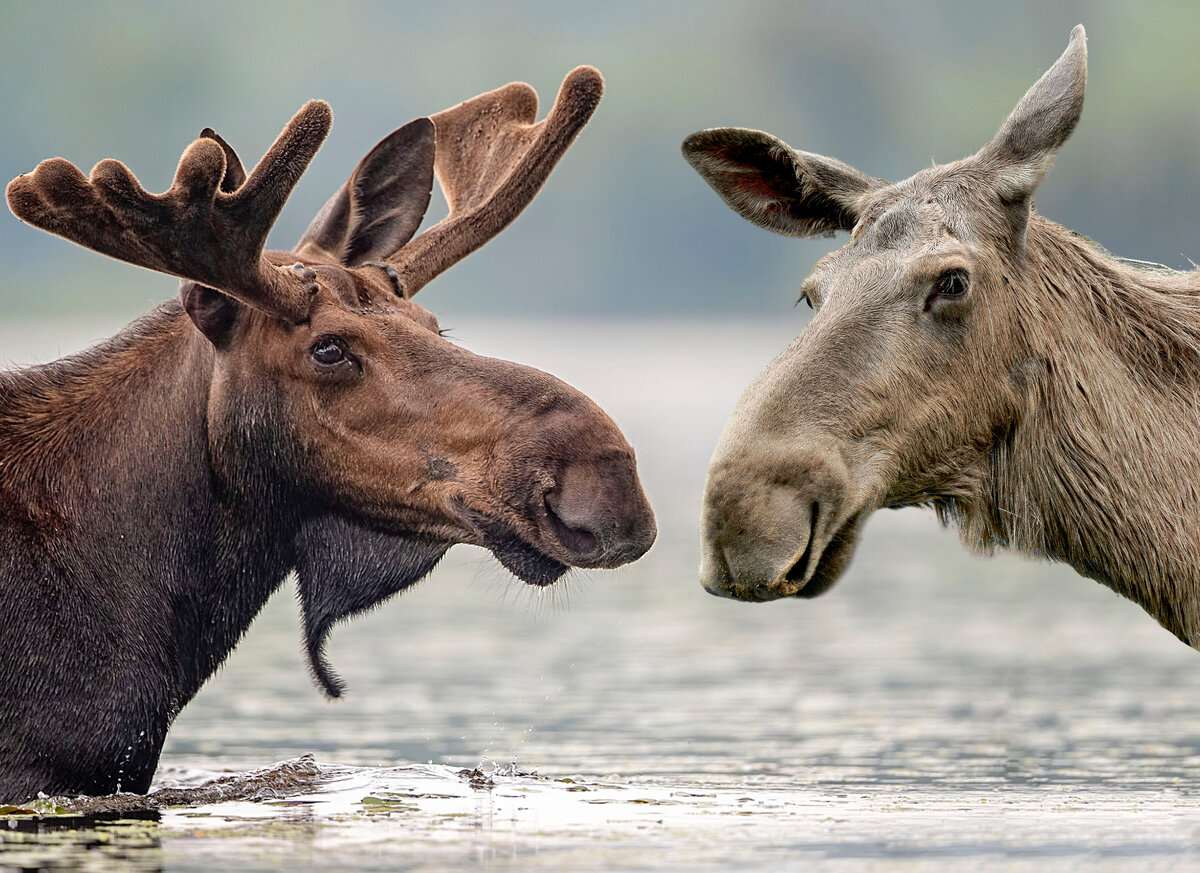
xmin=1 ymin=0 xmax=1199 ymax=319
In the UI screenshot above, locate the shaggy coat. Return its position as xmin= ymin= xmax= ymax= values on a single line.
xmin=685 ymin=27 xmax=1200 ymax=647
xmin=0 ymin=68 xmax=655 ymax=801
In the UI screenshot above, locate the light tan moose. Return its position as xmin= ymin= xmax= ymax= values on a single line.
xmin=684 ymin=26 xmax=1200 ymax=648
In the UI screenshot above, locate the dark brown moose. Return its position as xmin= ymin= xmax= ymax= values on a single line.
xmin=0 ymin=67 xmax=655 ymax=801
xmin=685 ymin=26 xmax=1200 ymax=649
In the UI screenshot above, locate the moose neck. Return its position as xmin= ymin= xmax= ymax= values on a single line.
xmin=974 ymin=215 xmax=1200 ymax=646
xmin=0 ymin=301 xmax=299 ymax=724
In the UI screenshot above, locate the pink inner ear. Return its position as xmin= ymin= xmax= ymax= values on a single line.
xmin=742 ymin=176 xmax=780 ymax=201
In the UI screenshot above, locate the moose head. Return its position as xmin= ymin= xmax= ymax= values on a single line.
xmin=6 ymin=68 xmax=656 ymax=699
xmin=679 ymin=27 xmax=1200 ymax=642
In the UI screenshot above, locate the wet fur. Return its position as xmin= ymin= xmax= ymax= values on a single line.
xmin=0 ymin=69 xmax=655 ymax=802
xmin=0 ymin=306 xmax=295 ymax=799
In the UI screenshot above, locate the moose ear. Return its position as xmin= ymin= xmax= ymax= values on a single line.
xmin=174 ymin=129 xmax=256 ymax=346
xmin=180 ymin=280 xmax=242 ymax=348
xmin=682 ymin=128 xmax=882 ymax=237
xmin=296 ymin=117 xmax=436 ymax=267
xmin=178 ymin=129 xmax=250 ymax=347
xmin=293 ymin=515 xmax=448 ymax=699
xmin=974 ymin=26 xmax=1087 ymax=209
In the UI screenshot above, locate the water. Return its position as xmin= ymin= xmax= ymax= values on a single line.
xmin=3 ymin=314 xmax=1200 ymax=871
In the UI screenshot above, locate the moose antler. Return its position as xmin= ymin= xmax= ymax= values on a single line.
xmin=6 ymin=101 xmax=333 ymax=321
xmin=389 ymin=66 xmax=603 ymax=297
xmin=199 ymin=128 xmax=249 ymax=194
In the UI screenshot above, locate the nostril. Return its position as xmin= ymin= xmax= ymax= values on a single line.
xmin=543 ymin=494 xmax=600 ymax=556
xmin=544 ymin=458 xmax=655 ymax=565
xmin=783 ymin=501 xmax=820 ymax=586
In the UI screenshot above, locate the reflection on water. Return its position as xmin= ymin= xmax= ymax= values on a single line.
xmin=1 ymin=813 xmax=161 ymax=872
xmin=4 ymin=315 xmax=1200 ymax=871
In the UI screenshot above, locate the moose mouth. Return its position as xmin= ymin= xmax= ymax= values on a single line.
xmin=704 ymin=509 xmax=865 ymax=603
xmin=454 ymin=503 xmax=569 ymax=587
xmin=782 ymin=510 xmax=864 ymax=600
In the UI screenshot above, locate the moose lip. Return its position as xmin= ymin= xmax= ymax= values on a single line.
xmin=782 ymin=502 xmax=823 ymax=590
xmin=713 ymin=510 xmax=863 ymax=603
xmin=452 ymin=501 xmax=569 ymax=587
xmin=788 ymin=511 xmax=863 ymax=600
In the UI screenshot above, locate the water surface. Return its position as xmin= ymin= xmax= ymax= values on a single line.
xmin=3 ymin=315 xmax=1199 ymax=872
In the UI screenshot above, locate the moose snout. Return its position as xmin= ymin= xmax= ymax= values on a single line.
xmin=699 ymin=444 xmax=856 ymax=601
xmin=543 ymin=454 xmax=657 ymax=568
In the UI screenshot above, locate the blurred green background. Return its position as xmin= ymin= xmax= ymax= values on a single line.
xmin=1 ymin=0 xmax=1198 ymax=321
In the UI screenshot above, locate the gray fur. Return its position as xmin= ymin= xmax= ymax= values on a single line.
xmin=686 ymin=28 xmax=1200 ymax=648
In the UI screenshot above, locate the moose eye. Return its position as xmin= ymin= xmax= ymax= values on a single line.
xmin=936 ymin=269 xmax=970 ymax=298
xmin=311 ymin=337 xmax=347 ymax=366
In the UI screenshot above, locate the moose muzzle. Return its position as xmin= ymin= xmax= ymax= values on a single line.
xmin=545 ymin=453 xmax=657 ymax=568
xmin=699 ymin=432 xmax=863 ymax=602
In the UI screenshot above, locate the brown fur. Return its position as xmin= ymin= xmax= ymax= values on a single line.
xmin=683 ymin=27 xmax=1200 ymax=649
xmin=0 ymin=68 xmax=655 ymax=801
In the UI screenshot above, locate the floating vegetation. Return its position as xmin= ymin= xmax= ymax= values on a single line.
xmin=5 ymin=756 xmax=322 ymax=819
xmin=359 ymin=794 xmax=420 ymax=815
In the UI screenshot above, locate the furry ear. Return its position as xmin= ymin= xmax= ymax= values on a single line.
xmin=296 ymin=117 xmax=435 ymax=267
xmin=180 ymin=280 xmax=242 ymax=348
xmin=293 ymin=515 xmax=448 ymax=698
xmin=974 ymin=26 xmax=1087 ymax=209
xmin=682 ymin=127 xmax=883 ymax=237
xmin=176 ymin=128 xmax=276 ymax=346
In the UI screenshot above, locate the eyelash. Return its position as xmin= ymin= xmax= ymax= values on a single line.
xmin=798 ymin=269 xmax=969 ymax=313
xmin=936 ymin=269 xmax=970 ymax=297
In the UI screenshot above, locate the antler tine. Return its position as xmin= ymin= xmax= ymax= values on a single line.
xmin=199 ymin=128 xmax=248 ymax=193
xmin=6 ymin=100 xmax=333 ymax=320
xmin=389 ymin=66 xmax=604 ymax=297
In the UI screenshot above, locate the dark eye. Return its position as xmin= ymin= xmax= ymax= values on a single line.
xmin=311 ymin=337 xmax=346 ymax=366
xmin=936 ymin=269 xmax=970 ymax=298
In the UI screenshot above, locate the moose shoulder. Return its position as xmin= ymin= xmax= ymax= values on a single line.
xmin=0 ymin=68 xmax=655 ymax=802
xmin=684 ymin=26 xmax=1200 ymax=648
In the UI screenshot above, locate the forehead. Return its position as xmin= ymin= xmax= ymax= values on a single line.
xmin=811 ymin=168 xmax=986 ymax=282
xmin=853 ymin=172 xmax=956 ymax=248
xmin=306 ymin=263 xmax=438 ymax=329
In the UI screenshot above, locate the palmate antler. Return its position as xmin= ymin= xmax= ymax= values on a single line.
xmin=6 ymin=101 xmax=333 ymax=321
xmin=388 ymin=65 xmax=604 ymax=297
xmin=7 ymin=67 xmax=603 ymax=313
